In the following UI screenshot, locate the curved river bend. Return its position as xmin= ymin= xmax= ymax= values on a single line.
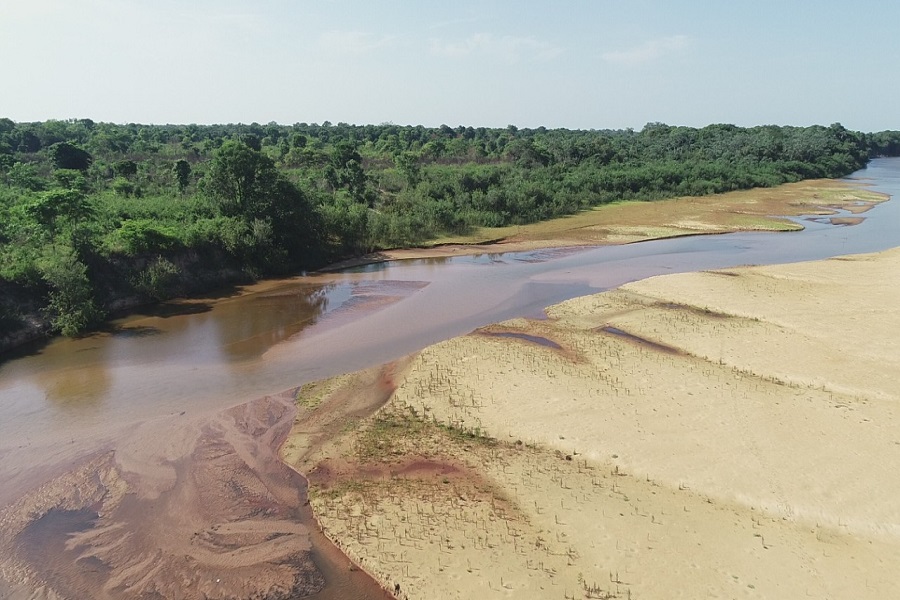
xmin=1 ymin=158 xmax=899 ymax=599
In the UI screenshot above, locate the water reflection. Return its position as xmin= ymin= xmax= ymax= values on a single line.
xmin=341 ymin=246 xmax=588 ymax=274
xmin=138 ymin=300 xmax=215 ymax=319
xmin=212 ymin=283 xmax=333 ymax=361
xmin=342 ymin=255 xmax=453 ymax=273
xmin=111 ymin=325 xmax=162 ymax=338
xmin=34 ymin=353 xmax=111 ymax=409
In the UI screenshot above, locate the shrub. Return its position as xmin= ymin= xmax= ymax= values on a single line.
xmin=134 ymin=257 xmax=181 ymax=301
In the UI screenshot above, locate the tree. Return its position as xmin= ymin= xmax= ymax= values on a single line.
xmin=25 ymin=188 xmax=94 ymax=235
xmin=112 ymin=159 xmax=138 ymax=178
xmin=0 ymin=154 xmax=13 ymax=186
xmin=7 ymin=162 xmax=44 ymax=190
xmin=328 ymin=141 xmax=370 ymax=204
xmin=173 ymin=159 xmax=191 ymax=192
xmin=134 ymin=257 xmax=180 ymax=300
xmin=53 ymin=169 xmax=88 ymax=192
xmin=204 ymin=140 xmax=323 ymax=270
xmin=240 ymin=133 xmax=262 ymax=151
xmin=48 ymin=142 xmax=93 ymax=171
xmin=289 ymin=133 xmax=307 ymax=148
xmin=393 ymin=151 xmax=421 ymax=188
xmin=38 ymin=246 xmax=102 ymax=336
xmin=204 ymin=140 xmax=279 ymax=219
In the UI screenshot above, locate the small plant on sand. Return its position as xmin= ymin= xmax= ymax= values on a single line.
xmin=352 ymin=403 xmax=498 ymax=464
xmin=295 ymin=374 xmax=353 ymax=409
xmin=435 ymin=420 xmax=498 ymax=447
xmin=577 ymin=572 xmax=620 ymax=599
xmin=295 ymin=382 xmax=322 ymax=409
xmin=353 ymin=405 xmax=428 ymax=461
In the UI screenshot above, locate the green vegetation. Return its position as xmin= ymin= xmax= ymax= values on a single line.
xmin=1 ymin=117 xmax=898 ymax=342
xmin=352 ymin=404 xmax=497 ymax=465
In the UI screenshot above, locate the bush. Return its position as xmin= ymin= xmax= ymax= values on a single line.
xmin=111 ymin=176 xmax=136 ymax=197
xmin=134 ymin=257 xmax=181 ymax=300
xmin=113 ymin=219 xmax=178 ymax=254
xmin=39 ymin=247 xmax=102 ymax=336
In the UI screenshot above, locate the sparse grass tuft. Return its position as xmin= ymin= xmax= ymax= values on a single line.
xmin=352 ymin=404 xmax=498 ymax=464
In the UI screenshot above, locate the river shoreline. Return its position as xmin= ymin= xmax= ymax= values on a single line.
xmin=1 ymin=177 xmax=885 ymax=357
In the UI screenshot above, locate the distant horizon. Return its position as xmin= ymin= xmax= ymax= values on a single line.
xmin=3 ymin=1 xmax=899 ymax=132
xmin=3 ymin=116 xmax=893 ymax=135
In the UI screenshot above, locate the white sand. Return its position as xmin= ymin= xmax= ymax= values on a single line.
xmin=293 ymin=247 xmax=900 ymax=600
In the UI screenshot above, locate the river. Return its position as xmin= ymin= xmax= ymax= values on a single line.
xmin=1 ymin=158 xmax=899 ymax=599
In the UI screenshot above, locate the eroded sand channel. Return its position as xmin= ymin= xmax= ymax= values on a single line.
xmin=0 ymin=390 xmax=394 ymax=599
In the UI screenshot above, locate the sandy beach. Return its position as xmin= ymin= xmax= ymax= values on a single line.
xmin=285 ymin=246 xmax=900 ymax=599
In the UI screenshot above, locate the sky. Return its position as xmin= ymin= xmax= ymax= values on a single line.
xmin=1 ymin=0 xmax=898 ymax=131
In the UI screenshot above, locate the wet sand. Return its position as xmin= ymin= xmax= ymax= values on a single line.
xmin=291 ymin=247 xmax=900 ymax=599
xmin=0 ymin=391 xmax=393 ymax=600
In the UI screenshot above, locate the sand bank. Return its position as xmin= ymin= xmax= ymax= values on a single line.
xmin=285 ymin=246 xmax=900 ymax=599
xmin=325 ymin=179 xmax=887 ymax=268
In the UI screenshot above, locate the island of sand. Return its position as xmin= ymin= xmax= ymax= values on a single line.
xmin=283 ymin=245 xmax=900 ymax=600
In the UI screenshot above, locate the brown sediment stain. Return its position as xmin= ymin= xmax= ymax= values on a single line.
xmin=828 ymin=216 xmax=865 ymax=226
xmin=305 ymin=421 xmax=522 ymax=531
xmin=702 ymin=269 xmax=743 ymax=277
xmin=473 ymin=323 xmax=583 ymax=363
xmin=596 ymin=325 xmax=685 ymax=356
xmin=654 ymin=300 xmax=739 ymax=320
xmin=283 ymin=360 xmax=413 ymax=479
xmin=475 ymin=329 xmax=563 ymax=350
xmin=0 ymin=392 xmax=394 ymax=600
xmin=308 ymin=456 xmax=468 ymax=493
xmin=285 ymin=366 xmax=527 ymax=598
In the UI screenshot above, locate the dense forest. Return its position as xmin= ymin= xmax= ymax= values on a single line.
xmin=2 ymin=118 xmax=900 ymax=343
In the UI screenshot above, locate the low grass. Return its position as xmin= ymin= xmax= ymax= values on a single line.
xmin=294 ymin=373 xmax=355 ymax=409
xmin=352 ymin=404 xmax=498 ymax=464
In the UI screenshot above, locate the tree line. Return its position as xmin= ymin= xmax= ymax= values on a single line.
xmin=1 ymin=118 xmax=899 ymax=340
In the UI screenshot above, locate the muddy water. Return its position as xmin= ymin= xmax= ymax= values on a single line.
xmin=1 ymin=159 xmax=900 ymax=598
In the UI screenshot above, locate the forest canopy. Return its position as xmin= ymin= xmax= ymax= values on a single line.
xmin=1 ymin=118 xmax=899 ymax=338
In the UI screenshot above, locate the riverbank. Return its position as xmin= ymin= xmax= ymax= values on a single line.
xmin=321 ymin=177 xmax=887 ymax=269
xmin=284 ymin=245 xmax=900 ymax=599
xmin=0 ymin=250 xmax=253 ymax=357
xmin=0 ymin=177 xmax=885 ymax=356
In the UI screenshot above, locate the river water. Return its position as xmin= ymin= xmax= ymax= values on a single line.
xmin=1 ymin=158 xmax=899 ymax=598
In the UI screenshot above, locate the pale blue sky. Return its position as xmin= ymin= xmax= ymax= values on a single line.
xmin=2 ymin=0 xmax=898 ymax=131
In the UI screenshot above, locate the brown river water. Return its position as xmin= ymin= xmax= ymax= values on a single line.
xmin=1 ymin=159 xmax=899 ymax=598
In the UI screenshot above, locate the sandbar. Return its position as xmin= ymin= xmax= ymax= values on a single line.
xmin=326 ymin=178 xmax=888 ymax=269
xmin=285 ymin=246 xmax=900 ymax=599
